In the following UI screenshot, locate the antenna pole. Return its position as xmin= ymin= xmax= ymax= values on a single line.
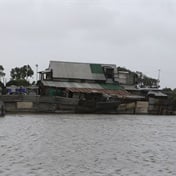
xmin=158 ymin=69 xmax=160 ymax=81
xmin=157 ymin=69 xmax=160 ymax=88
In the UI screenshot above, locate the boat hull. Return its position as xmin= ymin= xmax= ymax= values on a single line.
xmin=75 ymin=100 xmax=120 ymax=114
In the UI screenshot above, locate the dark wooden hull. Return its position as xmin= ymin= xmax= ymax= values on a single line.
xmin=75 ymin=100 xmax=120 ymax=113
xmin=0 ymin=95 xmax=119 ymax=114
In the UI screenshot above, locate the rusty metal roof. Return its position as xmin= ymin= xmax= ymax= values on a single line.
xmin=67 ymin=87 xmax=130 ymax=97
xmin=41 ymin=80 xmax=130 ymax=97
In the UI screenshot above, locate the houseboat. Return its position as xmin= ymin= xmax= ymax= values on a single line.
xmin=38 ymin=61 xmax=130 ymax=113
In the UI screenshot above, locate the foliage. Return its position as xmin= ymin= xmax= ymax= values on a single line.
xmin=117 ymin=67 xmax=159 ymax=88
xmin=10 ymin=65 xmax=34 ymax=80
xmin=138 ymin=75 xmax=159 ymax=88
xmin=162 ymin=88 xmax=176 ymax=110
xmin=0 ymin=65 xmax=5 ymax=77
xmin=0 ymin=65 xmax=4 ymax=71
xmin=6 ymin=79 xmax=30 ymax=87
xmin=0 ymin=81 xmax=7 ymax=94
xmin=162 ymin=88 xmax=173 ymax=95
xmin=0 ymin=81 xmax=4 ymax=88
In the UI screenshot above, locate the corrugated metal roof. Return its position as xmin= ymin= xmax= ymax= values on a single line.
xmin=148 ymin=91 xmax=167 ymax=97
xmin=41 ymin=81 xmax=129 ymax=97
xmin=100 ymin=83 xmax=123 ymax=90
xmin=49 ymin=61 xmax=106 ymax=81
xmin=67 ymin=88 xmax=130 ymax=97
xmin=41 ymin=81 xmax=102 ymax=89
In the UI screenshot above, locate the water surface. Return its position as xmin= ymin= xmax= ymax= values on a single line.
xmin=0 ymin=114 xmax=176 ymax=176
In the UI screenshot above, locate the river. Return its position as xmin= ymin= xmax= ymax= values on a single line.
xmin=0 ymin=114 xmax=176 ymax=176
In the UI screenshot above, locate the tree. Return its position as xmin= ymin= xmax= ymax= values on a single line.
xmin=162 ymin=88 xmax=176 ymax=111
xmin=140 ymin=75 xmax=158 ymax=88
xmin=0 ymin=65 xmax=4 ymax=71
xmin=135 ymin=71 xmax=159 ymax=88
xmin=0 ymin=65 xmax=5 ymax=84
xmin=25 ymin=65 xmax=34 ymax=80
xmin=6 ymin=79 xmax=30 ymax=87
xmin=117 ymin=67 xmax=159 ymax=88
xmin=10 ymin=65 xmax=34 ymax=80
xmin=0 ymin=65 xmax=5 ymax=94
xmin=11 ymin=67 xmax=21 ymax=80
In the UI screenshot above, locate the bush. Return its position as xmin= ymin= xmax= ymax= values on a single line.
xmin=6 ymin=79 xmax=30 ymax=87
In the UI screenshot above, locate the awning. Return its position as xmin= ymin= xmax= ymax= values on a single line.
xmin=41 ymin=81 xmax=102 ymax=89
xmin=41 ymin=81 xmax=130 ymax=97
xmin=148 ymin=91 xmax=167 ymax=97
xmin=67 ymin=87 xmax=130 ymax=97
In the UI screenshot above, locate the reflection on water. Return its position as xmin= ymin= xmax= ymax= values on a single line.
xmin=0 ymin=114 xmax=176 ymax=176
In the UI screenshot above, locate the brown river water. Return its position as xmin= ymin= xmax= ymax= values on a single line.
xmin=0 ymin=114 xmax=176 ymax=176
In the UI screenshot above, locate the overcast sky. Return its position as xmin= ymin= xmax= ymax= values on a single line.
xmin=0 ymin=0 xmax=176 ymax=88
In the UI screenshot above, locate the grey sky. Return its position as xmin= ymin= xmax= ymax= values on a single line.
xmin=0 ymin=0 xmax=176 ymax=88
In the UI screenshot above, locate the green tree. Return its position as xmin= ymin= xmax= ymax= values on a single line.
xmin=117 ymin=67 xmax=159 ymax=88
xmin=10 ymin=65 xmax=34 ymax=80
xmin=0 ymin=65 xmax=5 ymax=89
xmin=24 ymin=65 xmax=34 ymax=80
xmin=136 ymin=72 xmax=159 ymax=88
xmin=162 ymin=88 xmax=176 ymax=111
xmin=141 ymin=75 xmax=158 ymax=88
xmin=0 ymin=65 xmax=4 ymax=71
xmin=11 ymin=67 xmax=21 ymax=80
xmin=0 ymin=65 xmax=5 ymax=76
xmin=0 ymin=65 xmax=5 ymax=94
xmin=6 ymin=79 xmax=30 ymax=87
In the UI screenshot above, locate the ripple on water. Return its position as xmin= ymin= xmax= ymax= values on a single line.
xmin=1 ymin=114 xmax=176 ymax=176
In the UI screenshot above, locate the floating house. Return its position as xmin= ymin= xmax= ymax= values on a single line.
xmin=38 ymin=61 xmax=133 ymax=113
xmin=0 ymin=61 xmax=169 ymax=114
xmin=38 ymin=61 xmax=130 ymax=97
